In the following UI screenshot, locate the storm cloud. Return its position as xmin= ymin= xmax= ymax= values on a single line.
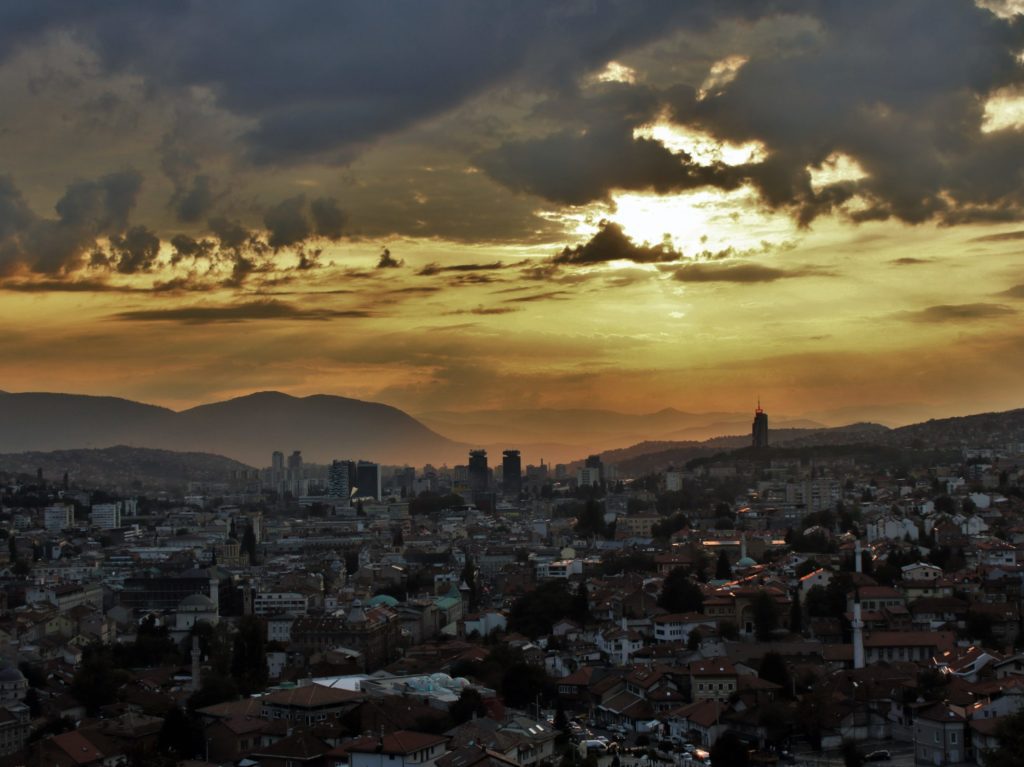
xmin=554 ymin=221 xmax=681 ymax=265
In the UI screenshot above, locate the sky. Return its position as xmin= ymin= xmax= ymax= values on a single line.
xmin=2 ymin=0 xmax=1024 ymax=427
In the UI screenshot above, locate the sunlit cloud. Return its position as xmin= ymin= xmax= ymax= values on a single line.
xmin=982 ymin=87 xmax=1024 ymax=132
xmin=633 ymin=114 xmax=766 ymax=166
xmin=589 ymin=60 xmax=638 ymax=85
xmin=808 ymin=152 xmax=870 ymax=191
xmin=698 ymin=54 xmax=749 ymax=100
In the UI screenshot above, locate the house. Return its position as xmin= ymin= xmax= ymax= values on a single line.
xmin=252 ymin=731 xmax=333 ymax=767
xmin=652 ymin=613 xmax=716 ymax=644
xmin=261 ymin=684 xmax=363 ymax=725
xmin=689 ymin=660 xmax=738 ymax=701
xmin=344 ymin=730 xmax=450 ymax=767
xmin=863 ymin=631 xmax=955 ymax=664
xmin=665 ymin=699 xmax=726 ymax=747
xmin=913 ymin=704 xmax=968 ymax=766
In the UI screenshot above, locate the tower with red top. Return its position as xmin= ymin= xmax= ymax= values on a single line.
xmin=752 ymin=400 xmax=769 ymax=448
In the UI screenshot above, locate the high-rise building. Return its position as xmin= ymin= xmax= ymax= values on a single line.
xmin=328 ymin=460 xmax=352 ymax=499
xmin=585 ymin=454 xmax=604 ymax=484
xmin=44 ymin=505 xmax=74 ymax=532
xmin=468 ymin=450 xmax=489 ymax=493
xmin=91 ymin=502 xmax=121 ymax=530
xmin=752 ymin=402 xmax=769 ymax=448
xmin=502 ymin=450 xmax=522 ymax=497
xmin=355 ymin=461 xmax=381 ymax=500
xmin=271 ymin=451 xmax=285 ymax=490
xmin=286 ymin=451 xmax=304 ymax=496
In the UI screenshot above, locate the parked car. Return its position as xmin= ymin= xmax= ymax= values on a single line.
xmin=865 ymin=750 xmax=891 ymax=762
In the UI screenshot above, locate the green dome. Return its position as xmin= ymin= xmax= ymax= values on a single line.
xmin=368 ymin=594 xmax=399 ymax=607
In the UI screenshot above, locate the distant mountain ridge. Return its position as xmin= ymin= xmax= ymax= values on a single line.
xmin=0 ymin=446 xmax=251 ymax=492
xmin=418 ymin=406 xmax=826 ymax=462
xmin=0 ymin=390 xmax=462 ymax=466
xmin=584 ymin=409 xmax=1024 ymax=475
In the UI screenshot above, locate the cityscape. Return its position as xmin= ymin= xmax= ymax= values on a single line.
xmin=1 ymin=3 xmax=1024 ymax=767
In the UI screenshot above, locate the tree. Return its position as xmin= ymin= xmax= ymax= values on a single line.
xmin=841 ymin=739 xmax=863 ymax=767
xmin=572 ymin=581 xmax=592 ymax=626
xmin=500 ymin=661 xmax=549 ymax=709
xmin=574 ymin=499 xmax=607 ymax=538
xmin=715 ymin=550 xmax=732 ymax=580
xmin=789 ymin=593 xmax=803 ymax=635
xmin=758 ymin=652 xmax=791 ymax=695
xmin=158 ymin=707 xmax=203 ymax=759
xmin=794 ymin=559 xmax=820 ymax=578
xmin=657 ymin=567 xmax=704 ymax=613
xmin=241 ymin=525 xmax=258 ymax=564
xmin=752 ymin=591 xmax=779 ymax=641
xmin=230 ymin=616 xmax=267 ymax=695
xmin=508 ymin=581 xmax=577 ymax=638
xmin=982 ymin=708 xmax=1024 ymax=767
xmin=719 ymin=620 xmax=739 ymax=640
xmin=187 ymin=671 xmax=238 ymax=712
xmin=710 ymin=731 xmax=749 ymax=767
xmin=449 ymin=688 xmax=488 ymax=725
xmin=71 ymin=646 xmax=130 ymax=715
xmin=687 ymin=628 xmax=702 ymax=651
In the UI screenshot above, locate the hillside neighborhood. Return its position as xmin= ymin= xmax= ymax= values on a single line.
xmin=0 ymin=412 xmax=1022 ymax=767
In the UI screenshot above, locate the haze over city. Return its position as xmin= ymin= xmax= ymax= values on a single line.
xmin=0 ymin=2 xmax=1022 ymax=427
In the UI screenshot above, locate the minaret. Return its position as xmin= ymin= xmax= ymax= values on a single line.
xmin=855 ymin=539 xmax=862 ymax=574
xmin=741 ymin=533 xmax=748 ymax=561
xmin=208 ymin=577 xmax=219 ymax=614
xmin=190 ymin=635 xmax=202 ymax=692
xmin=852 ymin=590 xmax=865 ymax=670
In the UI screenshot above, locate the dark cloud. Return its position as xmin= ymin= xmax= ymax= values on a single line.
xmin=554 ymin=221 xmax=681 ymax=265
xmin=264 ymin=194 xmax=346 ymax=249
xmin=174 ymin=174 xmax=216 ymax=223
xmin=890 ymin=257 xmax=932 ymax=266
xmin=505 ymin=290 xmax=572 ymax=303
xmin=0 ymin=170 xmax=143 ymax=275
xmin=673 ymin=261 xmax=817 ymax=283
xmin=376 ymin=247 xmax=403 ymax=269
xmin=996 ymin=284 xmax=1024 ymax=299
xmin=899 ymin=303 xmax=1016 ymax=322
xmin=107 ymin=225 xmax=161 ymax=274
xmin=208 ymin=217 xmax=251 ymax=251
xmin=113 ymin=299 xmax=373 ymax=324
xmin=0 ymin=278 xmax=143 ymax=293
xmin=417 ymin=261 xmax=505 ymax=276
xmin=479 ymin=117 xmax=744 ymax=206
xmin=969 ymin=230 xmax=1024 ymax=243
xmin=445 ymin=305 xmax=521 ymax=316
xmin=0 ymin=2 xmax=725 ymax=166
xmin=474 ymin=2 xmax=1024 ymax=226
xmin=310 ymin=197 xmax=346 ymax=239
xmin=263 ymin=195 xmax=312 ymax=249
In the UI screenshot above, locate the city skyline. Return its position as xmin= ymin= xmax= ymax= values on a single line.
xmin=1 ymin=3 xmax=1024 ymax=425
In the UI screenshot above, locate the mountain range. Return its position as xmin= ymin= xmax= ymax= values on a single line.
xmin=0 ymin=390 xmax=1021 ymax=472
xmin=0 ymin=391 xmax=460 ymax=467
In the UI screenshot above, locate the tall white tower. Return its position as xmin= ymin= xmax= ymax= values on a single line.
xmin=852 ymin=590 xmax=865 ymax=670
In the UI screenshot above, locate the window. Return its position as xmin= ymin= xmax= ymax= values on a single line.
xmin=951 ymin=733 xmax=957 ymax=744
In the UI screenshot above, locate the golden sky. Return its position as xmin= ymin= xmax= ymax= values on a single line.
xmin=1 ymin=1 xmax=1023 ymax=428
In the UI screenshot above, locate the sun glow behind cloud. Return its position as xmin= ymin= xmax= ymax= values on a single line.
xmin=982 ymin=87 xmax=1024 ymax=132
xmin=633 ymin=115 xmax=767 ymax=166
xmin=807 ymin=152 xmax=870 ymax=191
